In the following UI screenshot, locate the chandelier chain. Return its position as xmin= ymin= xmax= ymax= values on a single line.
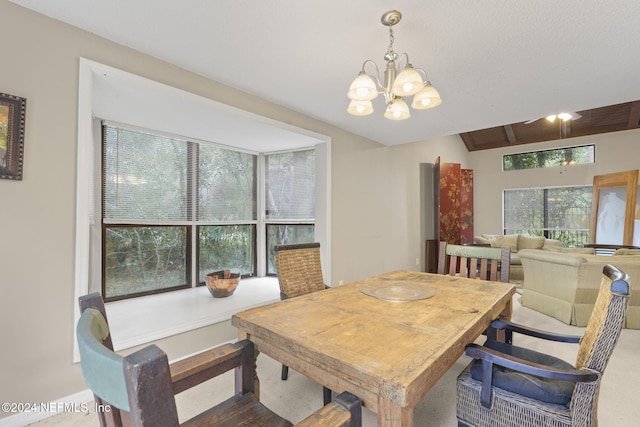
xmin=385 ymin=28 xmax=397 ymax=62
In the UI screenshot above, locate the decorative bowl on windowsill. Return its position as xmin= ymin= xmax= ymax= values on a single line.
xmin=205 ymin=270 xmax=241 ymax=298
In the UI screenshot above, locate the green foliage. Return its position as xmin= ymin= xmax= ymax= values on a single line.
xmin=198 ymin=225 xmax=255 ymax=281
xmin=504 ymin=186 xmax=592 ymax=247
xmin=104 ymin=226 xmax=187 ymax=298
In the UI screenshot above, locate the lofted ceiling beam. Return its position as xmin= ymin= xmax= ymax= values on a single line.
xmin=459 ymin=133 xmax=476 ymax=151
xmin=628 ymin=101 xmax=640 ymax=128
xmin=503 ymin=125 xmax=516 ymax=144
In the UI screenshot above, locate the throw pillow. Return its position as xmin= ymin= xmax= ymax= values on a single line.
xmin=474 ymin=236 xmax=492 ymax=245
xmin=483 ymin=235 xmax=503 ymax=248
xmin=544 ymin=239 xmax=562 ymax=248
xmin=502 ymin=234 xmax=519 ymax=253
xmin=517 ymin=235 xmax=545 ymax=250
xmin=613 ymin=248 xmax=640 ymax=256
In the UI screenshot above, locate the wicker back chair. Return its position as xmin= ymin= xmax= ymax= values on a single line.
xmin=275 ymin=242 xmax=332 ymax=404
xmin=456 ymin=264 xmax=630 ymax=427
xmin=437 ymin=242 xmax=511 ymax=283
xmin=77 ymin=293 xmax=362 ymax=427
xmin=275 ymin=242 xmax=326 ymax=299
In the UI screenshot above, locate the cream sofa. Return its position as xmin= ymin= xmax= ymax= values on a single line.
xmin=473 ymin=234 xmax=562 ymax=281
xmin=518 ymin=248 xmax=640 ymax=329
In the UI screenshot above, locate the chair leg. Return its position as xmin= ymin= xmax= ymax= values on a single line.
xmin=323 ymin=386 xmax=332 ymax=405
xmin=281 ymin=364 xmax=289 ymax=381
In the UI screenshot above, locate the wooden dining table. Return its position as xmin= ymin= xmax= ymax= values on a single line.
xmin=232 ymin=270 xmax=515 ymax=427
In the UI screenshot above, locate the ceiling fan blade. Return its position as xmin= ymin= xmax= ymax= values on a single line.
xmin=525 ymin=112 xmax=582 ymax=124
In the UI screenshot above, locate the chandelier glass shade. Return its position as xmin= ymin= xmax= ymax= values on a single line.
xmin=347 ymin=10 xmax=442 ymax=121
xmin=347 ymin=99 xmax=374 ymax=116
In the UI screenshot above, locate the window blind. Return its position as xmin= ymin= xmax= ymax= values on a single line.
xmin=102 ymin=125 xmax=191 ymax=222
xmin=265 ymin=150 xmax=315 ymax=220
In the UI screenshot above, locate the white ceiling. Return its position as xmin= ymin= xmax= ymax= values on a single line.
xmin=10 ymin=0 xmax=640 ymax=147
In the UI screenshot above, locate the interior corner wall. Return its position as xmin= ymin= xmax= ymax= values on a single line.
xmin=330 ymin=134 xmax=471 ymax=282
xmin=468 ymin=131 xmax=640 ymax=236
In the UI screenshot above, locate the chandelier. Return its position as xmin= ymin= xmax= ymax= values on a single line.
xmin=347 ymin=10 xmax=442 ymax=120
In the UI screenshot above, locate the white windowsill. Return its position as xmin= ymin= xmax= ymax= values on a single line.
xmin=105 ymin=277 xmax=280 ymax=351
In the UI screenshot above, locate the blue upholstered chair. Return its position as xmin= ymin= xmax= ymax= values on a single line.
xmin=456 ymin=264 xmax=630 ymax=427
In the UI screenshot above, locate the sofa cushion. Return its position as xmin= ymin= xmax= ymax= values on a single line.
xmin=517 ymin=235 xmax=545 ymax=250
xmin=501 ymin=234 xmax=519 ymax=253
xmin=470 ymin=340 xmax=576 ymax=406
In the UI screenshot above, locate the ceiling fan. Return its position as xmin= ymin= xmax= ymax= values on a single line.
xmin=524 ymin=112 xmax=582 ymax=124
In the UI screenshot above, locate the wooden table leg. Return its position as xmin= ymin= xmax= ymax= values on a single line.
xmin=238 ymin=331 xmax=260 ymax=399
xmin=378 ymin=397 xmax=413 ymax=426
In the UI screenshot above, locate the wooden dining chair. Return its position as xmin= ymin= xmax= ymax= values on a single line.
xmin=77 ymin=293 xmax=362 ymax=427
xmin=456 ymin=264 xmax=630 ymax=427
xmin=275 ymin=242 xmax=332 ymax=405
xmin=437 ymin=241 xmax=511 ymax=283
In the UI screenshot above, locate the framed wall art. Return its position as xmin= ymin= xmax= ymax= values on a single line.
xmin=0 ymin=92 xmax=27 ymax=180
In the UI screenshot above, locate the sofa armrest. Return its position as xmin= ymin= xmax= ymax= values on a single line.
xmin=169 ymin=341 xmax=251 ymax=394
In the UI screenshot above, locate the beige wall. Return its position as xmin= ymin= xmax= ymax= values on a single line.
xmin=0 ymin=1 xmax=471 ymax=416
xmin=331 ymin=135 xmax=470 ymax=284
xmin=469 ymin=132 xmax=640 ymax=235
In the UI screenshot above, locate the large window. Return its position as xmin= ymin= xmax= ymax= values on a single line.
xmin=504 ymin=186 xmax=592 ymax=247
xmin=102 ymin=124 xmax=314 ymax=300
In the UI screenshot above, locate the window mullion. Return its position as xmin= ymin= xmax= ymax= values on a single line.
xmin=190 ymin=141 xmax=198 ymax=287
xmin=256 ymin=153 xmax=266 ymax=276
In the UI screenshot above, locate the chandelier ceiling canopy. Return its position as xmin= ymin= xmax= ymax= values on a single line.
xmin=347 ymin=10 xmax=442 ymax=121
